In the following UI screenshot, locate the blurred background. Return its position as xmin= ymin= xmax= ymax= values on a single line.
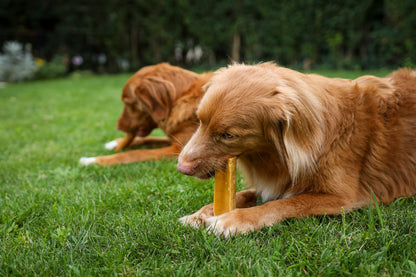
xmin=0 ymin=0 xmax=415 ymax=82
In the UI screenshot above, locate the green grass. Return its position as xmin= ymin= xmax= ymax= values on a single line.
xmin=1 ymin=70 xmax=415 ymax=276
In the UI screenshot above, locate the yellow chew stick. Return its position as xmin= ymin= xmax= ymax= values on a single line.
xmin=214 ymin=157 xmax=237 ymax=216
xmin=115 ymin=133 xmax=135 ymax=152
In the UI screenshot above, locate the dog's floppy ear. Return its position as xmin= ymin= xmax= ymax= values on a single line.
xmin=267 ymin=84 xmax=324 ymax=181
xmin=135 ymin=76 xmax=177 ymax=121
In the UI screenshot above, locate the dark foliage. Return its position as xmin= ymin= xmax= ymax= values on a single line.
xmin=1 ymin=0 xmax=414 ymax=72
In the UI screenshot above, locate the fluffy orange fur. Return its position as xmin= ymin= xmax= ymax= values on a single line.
xmin=177 ymin=62 xmax=416 ymax=237
xmin=84 ymin=63 xmax=211 ymax=165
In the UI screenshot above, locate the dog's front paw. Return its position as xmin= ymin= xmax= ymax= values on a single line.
xmin=179 ymin=214 xmax=203 ymax=229
xmin=105 ymin=140 xmax=119 ymax=150
xmin=205 ymin=209 xmax=257 ymax=238
xmin=79 ymin=157 xmax=96 ymax=166
xmin=179 ymin=204 xmax=214 ymax=229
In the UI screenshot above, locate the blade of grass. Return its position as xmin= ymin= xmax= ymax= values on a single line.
xmin=371 ymin=190 xmax=385 ymax=229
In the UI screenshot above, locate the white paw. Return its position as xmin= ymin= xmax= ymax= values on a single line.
xmin=179 ymin=215 xmax=191 ymax=225
xmin=105 ymin=140 xmax=119 ymax=150
xmin=179 ymin=215 xmax=202 ymax=229
xmin=205 ymin=216 xmax=238 ymax=238
xmin=79 ymin=157 xmax=96 ymax=166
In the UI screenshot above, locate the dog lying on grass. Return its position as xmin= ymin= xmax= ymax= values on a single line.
xmin=80 ymin=63 xmax=212 ymax=166
xmin=177 ymin=62 xmax=416 ymax=237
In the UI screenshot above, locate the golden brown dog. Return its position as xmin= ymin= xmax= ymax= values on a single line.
xmin=177 ymin=62 xmax=416 ymax=237
xmin=80 ymin=63 xmax=211 ymax=166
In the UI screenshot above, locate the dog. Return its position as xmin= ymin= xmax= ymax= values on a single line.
xmin=177 ymin=62 xmax=416 ymax=237
xmin=80 ymin=63 xmax=212 ymax=166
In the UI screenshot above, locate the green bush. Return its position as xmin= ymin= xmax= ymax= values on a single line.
xmin=34 ymin=55 xmax=67 ymax=80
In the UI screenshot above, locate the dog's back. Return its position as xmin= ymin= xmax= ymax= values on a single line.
xmin=385 ymin=69 xmax=416 ymax=197
xmin=351 ymin=69 xmax=416 ymax=202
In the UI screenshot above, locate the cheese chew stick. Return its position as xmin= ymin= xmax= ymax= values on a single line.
xmin=114 ymin=133 xmax=135 ymax=152
xmin=213 ymin=157 xmax=237 ymax=216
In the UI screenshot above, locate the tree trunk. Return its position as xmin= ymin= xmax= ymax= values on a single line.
xmin=232 ymin=32 xmax=240 ymax=62
xmin=130 ymin=26 xmax=139 ymax=69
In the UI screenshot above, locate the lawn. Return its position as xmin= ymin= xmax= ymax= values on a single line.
xmin=1 ymin=69 xmax=415 ymax=276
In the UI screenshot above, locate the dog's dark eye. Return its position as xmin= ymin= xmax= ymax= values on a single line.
xmin=221 ymin=133 xmax=235 ymax=140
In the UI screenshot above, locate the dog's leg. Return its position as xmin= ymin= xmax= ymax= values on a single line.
xmin=105 ymin=137 xmax=172 ymax=150
xmin=179 ymin=188 xmax=258 ymax=228
xmin=204 ymin=193 xmax=364 ymax=237
xmin=123 ymin=137 xmax=172 ymax=148
xmin=80 ymin=144 xmax=180 ymax=166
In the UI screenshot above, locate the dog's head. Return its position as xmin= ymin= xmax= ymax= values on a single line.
xmin=117 ymin=63 xmax=198 ymax=137
xmin=177 ymin=63 xmax=325 ymax=180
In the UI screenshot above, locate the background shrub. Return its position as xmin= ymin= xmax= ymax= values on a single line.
xmin=34 ymin=55 xmax=67 ymax=80
xmin=0 ymin=41 xmax=37 ymax=82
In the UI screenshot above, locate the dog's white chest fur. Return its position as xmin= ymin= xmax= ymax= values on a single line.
xmin=245 ymin=169 xmax=292 ymax=202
